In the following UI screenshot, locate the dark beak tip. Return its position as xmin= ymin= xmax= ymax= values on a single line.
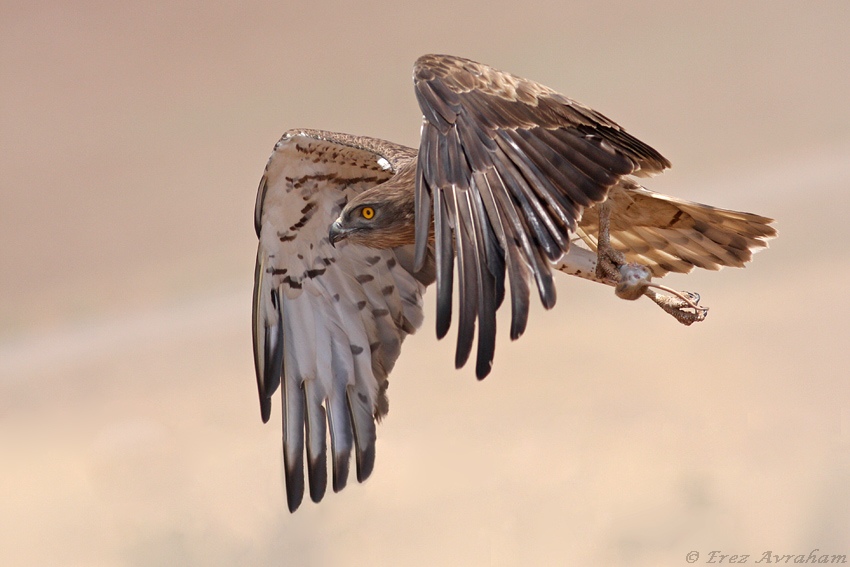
xmin=328 ymin=221 xmax=343 ymax=247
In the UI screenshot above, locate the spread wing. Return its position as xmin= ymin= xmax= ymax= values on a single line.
xmin=412 ymin=54 xmax=671 ymax=378
xmin=253 ymin=130 xmax=431 ymax=512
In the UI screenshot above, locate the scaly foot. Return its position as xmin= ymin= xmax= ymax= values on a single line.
xmin=595 ymin=201 xmax=627 ymax=282
xmin=596 ymin=200 xmax=708 ymax=325
xmin=616 ymin=263 xmax=709 ymax=325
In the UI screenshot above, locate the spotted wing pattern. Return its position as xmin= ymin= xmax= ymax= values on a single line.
xmin=412 ymin=54 xmax=671 ymax=378
xmin=253 ymin=130 xmax=429 ymax=512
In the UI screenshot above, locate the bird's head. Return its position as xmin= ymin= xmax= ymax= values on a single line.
xmin=328 ymin=183 xmax=416 ymax=249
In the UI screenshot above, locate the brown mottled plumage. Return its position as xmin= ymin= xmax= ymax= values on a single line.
xmin=335 ymin=162 xmax=419 ymax=249
xmin=253 ymin=54 xmax=776 ymax=512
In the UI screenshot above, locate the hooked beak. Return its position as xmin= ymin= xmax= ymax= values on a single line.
xmin=328 ymin=220 xmax=349 ymax=247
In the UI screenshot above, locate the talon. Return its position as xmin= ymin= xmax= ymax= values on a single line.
xmin=645 ymin=287 xmax=709 ymax=326
xmin=596 ymin=199 xmax=709 ymax=326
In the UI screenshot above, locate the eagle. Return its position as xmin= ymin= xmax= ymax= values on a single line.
xmin=252 ymin=54 xmax=776 ymax=512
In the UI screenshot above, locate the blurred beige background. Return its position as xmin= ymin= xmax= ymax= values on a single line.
xmin=2 ymin=1 xmax=849 ymax=565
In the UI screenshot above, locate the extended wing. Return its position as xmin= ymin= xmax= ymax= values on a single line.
xmin=412 ymin=54 xmax=670 ymax=378
xmin=253 ymin=130 xmax=430 ymax=511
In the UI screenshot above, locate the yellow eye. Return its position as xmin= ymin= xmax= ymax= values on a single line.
xmin=361 ymin=206 xmax=375 ymax=219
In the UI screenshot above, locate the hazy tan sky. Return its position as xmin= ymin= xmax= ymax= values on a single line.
xmin=2 ymin=1 xmax=849 ymax=565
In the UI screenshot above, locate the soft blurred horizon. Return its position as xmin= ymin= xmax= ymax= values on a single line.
xmin=2 ymin=1 xmax=849 ymax=565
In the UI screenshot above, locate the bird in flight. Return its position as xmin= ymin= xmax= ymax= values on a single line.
xmin=252 ymin=54 xmax=776 ymax=511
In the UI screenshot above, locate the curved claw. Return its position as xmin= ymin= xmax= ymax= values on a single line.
xmin=614 ymin=263 xmax=708 ymax=326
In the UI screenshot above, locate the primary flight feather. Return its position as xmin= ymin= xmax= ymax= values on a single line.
xmin=252 ymin=54 xmax=776 ymax=512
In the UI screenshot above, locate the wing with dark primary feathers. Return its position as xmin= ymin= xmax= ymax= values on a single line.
xmin=412 ymin=54 xmax=671 ymax=379
xmin=253 ymin=129 xmax=432 ymax=512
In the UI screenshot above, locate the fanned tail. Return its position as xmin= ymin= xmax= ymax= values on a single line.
xmin=577 ymin=180 xmax=777 ymax=277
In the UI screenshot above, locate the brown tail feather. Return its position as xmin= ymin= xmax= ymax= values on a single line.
xmin=577 ymin=180 xmax=777 ymax=277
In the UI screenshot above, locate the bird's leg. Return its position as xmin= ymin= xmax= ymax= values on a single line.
xmin=594 ymin=201 xmax=708 ymax=326
xmin=594 ymin=201 xmax=627 ymax=282
xmin=644 ymin=288 xmax=707 ymax=326
xmin=616 ymin=263 xmax=709 ymax=326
